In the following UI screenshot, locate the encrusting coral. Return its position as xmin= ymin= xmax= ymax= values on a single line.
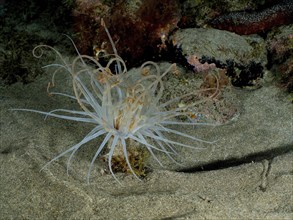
xmin=186 ymin=54 xmax=230 ymax=98
xmin=13 ymin=19 xmax=218 ymax=184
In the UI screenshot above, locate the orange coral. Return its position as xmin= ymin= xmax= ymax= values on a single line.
xmin=200 ymin=68 xmax=230 ymax=97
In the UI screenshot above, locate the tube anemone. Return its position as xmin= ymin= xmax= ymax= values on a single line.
xmin=13 ymin=21 xmax=218 ymax=184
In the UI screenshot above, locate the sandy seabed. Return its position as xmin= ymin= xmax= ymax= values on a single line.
xmin=0 ymin=67 xmax=292 ymax=219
